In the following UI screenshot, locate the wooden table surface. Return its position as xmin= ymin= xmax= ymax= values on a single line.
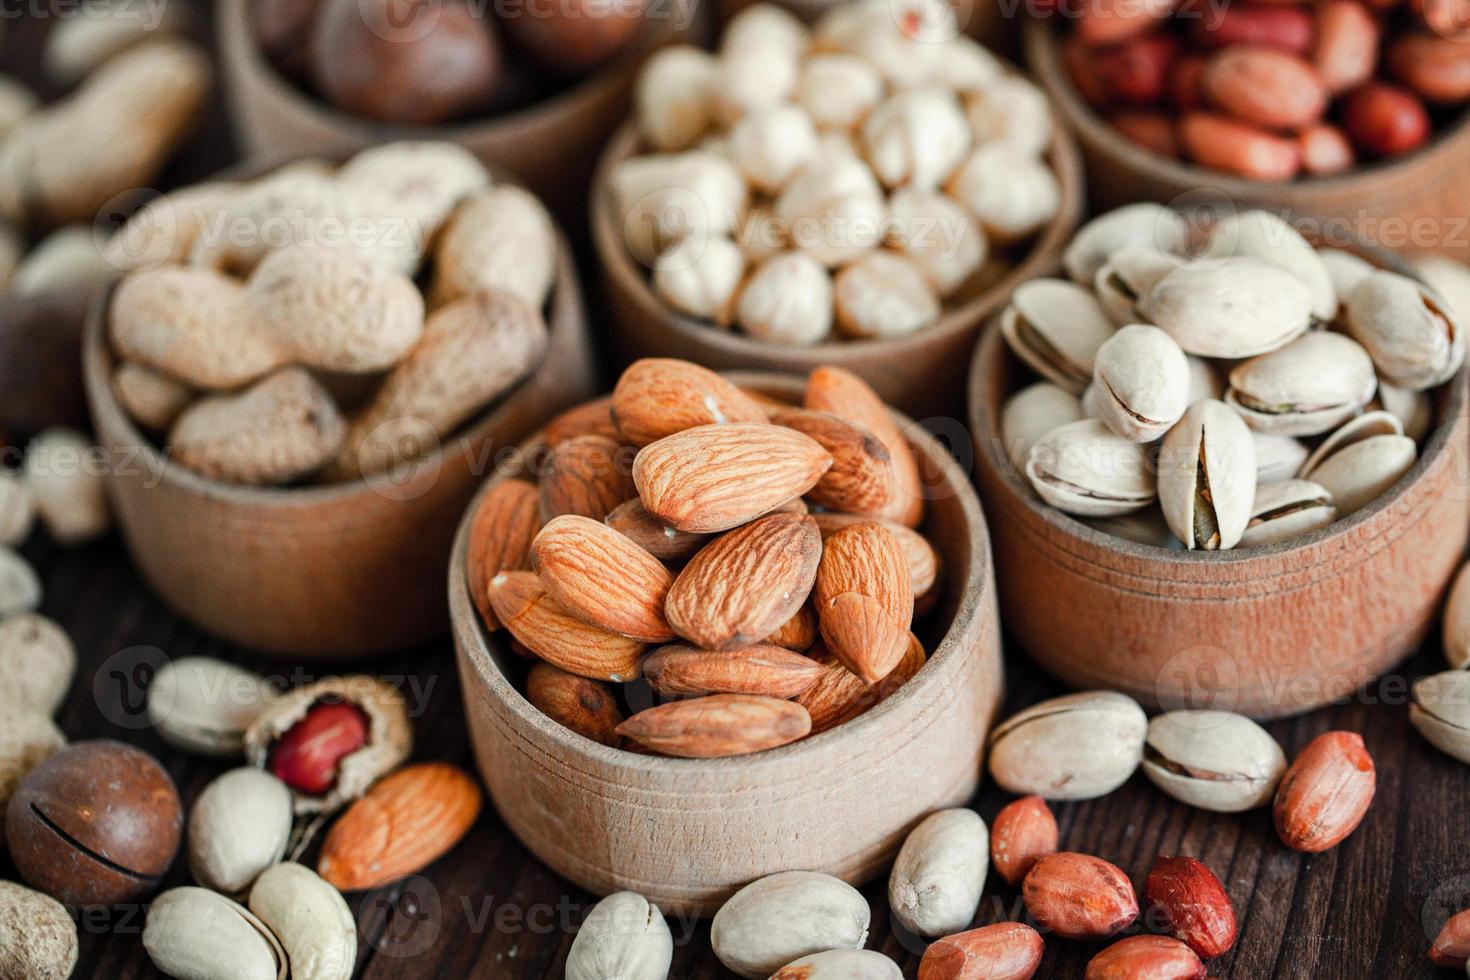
xmin=4 ymin=5 xmax=1468 ymax=979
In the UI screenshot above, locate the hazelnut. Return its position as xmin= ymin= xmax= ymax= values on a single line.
xmin=635 ymin=45 xmax=719 ymax=152
xmin=886 ymin=188 xmax=988 ymax=297
xmin=735 ymin=206 xmax=788 ymax=264
xmin=729 ymin=104 xmax=820 ymax=194
xmin=735 ymin=251 xmax=834 ymax=345
xmin=613 ymin=151 xmax=748 ymax=263
xmin=861 ymin=89 xmax=973 ymax=191
xmin=797 ymin=54 xmax=883 ymax=130
xmin=834 ymin=251 xmax=941 ymax=339
xmin=310 ymin=0 xmax=501 ymax=125
xmin=965 ymin=75 xmax=1055 ymax=158
xmin=714 ymin=7 xmax=807 ymax=125
xmin=830 ymin=0 xmax=957 ymax=88
xmin=654 ymin=235 xmax=746 ymax=325
xmin=930 ymin=37 xmax=1005 ymax=92
xmin=948 ymin=144 xmax=1061 ymax=243
xmin=775 ymin=157 xmax=887 ymax=267
xmin=500 ymin=0 xmax=649 ymax=76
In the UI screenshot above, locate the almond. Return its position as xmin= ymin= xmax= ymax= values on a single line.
xmin=765 ymin=603 xmax=818 ymax=651
xmin=633 ymin=424 xmax=832 ymax=534
xmin=525 ymin=662 xmax=624 ymax=747
xmin=317 ymin=763 xmax=481 ymax=892
xmin=532 ymin=515 xmax=675 ymax=642
xmin=665 ymin=513 xmax=822 ymax=651
xmin=545 ymin=396 xmax=620 ymax=447
xmin=610 ymin=358 xmax=769 ymax=447
xmin=1022 ymin=852 xmax=1139 ymax=941
xmin=1202 ymin=46 xmax=1328 ymax=131
xmin=1145 ymin=855 xmax=1236 ymax=959
xmin=990 ymin=795 xmax=1059 ymax=887
xmin=1084 ymin=935 xmax=1205 ymax=980
xmin=604 ymin=498 xmax=710 ymax=562
xmin=615 ymin=694 xmax=811 ymax=758
xmin=917 ymin=922 xmax=1044 ymax=980
xmin=1428 ymin=908 xmax=1470 ymax=968
xmin=805 ymin=367 xmax=923 ymax=527
xmin=771 ymin=407 xmax=893 ymax=515
xmin=642 ymin=642 xmax=826 ymax=699
xmin=487 ymin=571 xmax=647 ymax=681
xmin=1273 ymin=730 xmax=1376 ymax=852
xmin=815 ymin=523 xmax=913 ymax=683
xmin=465 ymin=478 xmax=540 ymax=631
xmin=797 ymin=635 xmax=925 ymax=735
xmin=539 ymin=434 xmax=638 ymax=523
xmin=812 ymin=512 xmax=941 ymax=607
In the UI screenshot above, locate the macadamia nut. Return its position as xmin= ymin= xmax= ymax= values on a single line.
xmin=654 ymin=236 xmax=746 ymax=324
xmin=736 ymin=251 xmax=834 ymax=344
xmin=835 ymin=251 xmax=941 ymax=338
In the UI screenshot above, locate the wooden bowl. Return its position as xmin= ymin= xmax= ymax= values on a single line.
xmin=967 ymin=249 xmax=1470 ymax=720
xmin=591 ymin=120 xmax=1084 ymax=422
xmin=216 ymin=0 xmax=710 ymax=217
xmin=450 ymin=373 xmax=1004 ymax=916
xmin=1024 ymin=18 xmax=1470 ymax=260
xmin=82 ymin=230 xmax=595 ymax=660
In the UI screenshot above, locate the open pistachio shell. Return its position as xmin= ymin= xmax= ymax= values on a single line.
xmin=1000 ymin=279 xmax=1116 ymax=394
xmin=1139 ymin=258 xmax=1312 ymax=359
xmin=1062 ymin=203 xmax=1190 ymax=285
xmin=1024 ymin=419 xmax=1156 ymax=518
xmin=1299 ymin=433 xmax=1416 ymax=517
xmin=1002 ymin=382 xmax=1083 ymax=470
xmin=1416 ymin=256 xmax=1470 ymax=324
xmin=1091 ymin=324 xmax=1190 ymax=443
xmin=1157 ymin=399 xmax=1256 ymax=550
xmin=1346 ymin=270 xmax=1465 ymax=391
xmin=1142 ymin=710 xmax=1286 ymax=812
xmin=1298 ymin=410 xmax=1403 ymax=476
xmin=1094 ymin=247 xmax=1183 ymax=327
xmin=1224 ymin=332 xmax=1376 ymax=437
xmin=1239 ymin=479 xmax=1336 ymax=548
xmin=144 ymin=887 xmax=288 ymax=980
xmin=1252 ymin=432 xmax=1308 ymax=483
xmin=1375 ymin=383 xmax=1433 ymax=442
xmin=1411 ymin=671 xmax=1470 ymax=765
xmin=1318 ymin=248 xmax=1375 ymax=311
xmin=1202 ymin=210 xmax=1336 ymax=322
xmin=988 ymin=690 xmax=1147 ymax=800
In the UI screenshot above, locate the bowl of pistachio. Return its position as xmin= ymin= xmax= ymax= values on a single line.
xmin=968 ymin=203 xmax=1470 ymax=719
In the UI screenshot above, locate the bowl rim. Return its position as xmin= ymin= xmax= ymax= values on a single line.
xmin=966 ymin=228 xmax=1470 ymax=567
xmin=588 ymin=58 xmax=1088 ymax=366
xmin=82 ymin=156 xmax=586 ymax=511
xmin=449 ymin=371 xmax=995 ymax=772
xmin=1024 ymin=17 xmax=1470 ymax=197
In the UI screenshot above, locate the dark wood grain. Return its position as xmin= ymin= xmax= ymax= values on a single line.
xmin=3 ymin=4 xmax=1467 ymax=980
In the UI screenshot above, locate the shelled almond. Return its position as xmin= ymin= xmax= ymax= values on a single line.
xmin=465 ymin=358 xmax=943 ymax=758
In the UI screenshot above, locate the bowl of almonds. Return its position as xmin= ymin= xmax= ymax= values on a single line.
xmin=81 ymin=143 xmax=596 ymax=657
xmin=968 ymin=203 xmax=1469 ymax=718
xmin=590 ymin=0 xmax=1084 ymax=420
xmin=450 ymin=358 xmax=1003 ymax=915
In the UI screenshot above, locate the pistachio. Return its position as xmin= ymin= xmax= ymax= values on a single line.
xmin=1224 ymin=332 xmax=1376 ymax=436
xmin=771 ymin=949 xmax=903 ymax=979
xmin=1240 ymin=479 xmax=1337 ymax=548
xmin=1202 ymin=210 xmax=1337 ymax=322
xmin=1139 ymin=258 xmax=1313 ymax=358
xmin=1091 ymin=324 xmax=1191 ymax=442
xmin=888 ymin=808 xmax=989 ymax=938
xmin=1416 ymin=256 xmax=1470 ymax=325
xmin=1025 ymin=419 xmax=1157 ymax=518
xmin=1345 ymin=269 xmax=1465 ymax=391
xmin=188 ymin=768 xmax=293 ymax=896
xmin=147 ymin=657 xmax=278 ymax=757
xmin=1094 ymin=247 xmax=1185 ymax=327
xmin=1187 ymin=357 xmax=1223 ymax=404
xmin=1158 ymin=399 xmax=1257 ymax=550
xmin=987 ymin=691 xmax=1147 ymax=800
xmin=1143 ymin=710 xmax=1286 ymax=812
xmin=1299 ymin=411 xmax=1417 ymax=516
xmin=1001 ymin=279 xmax=1117 ymax=394
xmin=1002 ymin=382 xmax=1084 ymax=470
xmin=711 ymin=870 xmax=870 ymax=979
xmin=1376 ymin=382 xmax=1433 ymax=442
xmin=1252 ymin=432 xmax=1309 ymax=483
xmin=0 ymin=613 xmax=75 ymax=716
xmin=1063 ymin=203 xmax=1191 ymax=285
xmin=1410 ymin=671 xmax=1470 ymax=765
xmin=145 ymin=887 xmax=287 ymax=980
xmin=947 ymin=144 xmax=1059 ymax=243
xmin=566 ymin=891 xmax=673 ymax=980
xmin=248 ymin=864 xmax=355 ymax=980
xmin=1298 ymin=410 xmax=1403 ymax=476
xmin=1318 ymin=247 xmax=1375 ymax=308
xmin=1445 ymin=560 xmax=1470 ymax=669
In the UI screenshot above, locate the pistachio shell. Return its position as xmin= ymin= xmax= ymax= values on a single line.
xmin=566 ymin=891 xmax=673 ymax=980
xmin=1298 ymin=411 xmax=1403 ymax=476
xmin=1202 ymin=210 xmax=1336 ymax=322
xmin=1001 ymin=382 xmax=1083 ymax=469
xmin=1025 ymin=419 xmax=1157 ymax=518
xmin=1444 ymin=561 xmax=1470 ymax=669
xmin=772 ymin=949 xmax=903 ymax=979
xmin=1142 ymin=710 xmax=1286 ymax=812
xmin=1299 ymin=433 xmax=1416 ymax=517
xmin=1410 ymin=670 xmax=1470 ymax=765
xmin=1140 ymin=258 xmax=1312 ymax=358
xmin=1239 ymin=479 xmax=1336 ymax=548
xmin=1094 ymin=247 xmax=1186 ymax=327
xmin=1224 ymin=332 xmax=1376 ymax=436
xmin=1091 ymin=324 xmax=1190 ymax=442
xmin=711 ymin=871 xmax=870 ymax=980
xmin=1252 ymin=432 xmax=1308 ymax=483
xmin=1318 ymin=248 xmax=1375 ymax=308
xmin=987 ymin=690 xmax=1147 ymax=800
xmin=248 ymin=864 xmax=355 ymax=980
xmin=147 ymin=657 xmax=278 ymax=757
xmin=1376 ymin=383 xmax=1433 ymax=442
xmin=1415 ymin=255 xmax=1470 ymax=324
xmin=1158 ymin=399 xmax=1256 ymax=550
xmin=1063 ymin=203 xmax=1191 ymax=284
xmin=1345 ymin=270 xmax=1465 ymax=391
xmin=188 ymin=768 xmax=293 ymax=896
xmin=1001 ymin=279 xmax=1116 ymax=394
xmin=144 ymin=887 xmax=287 ymax=980
xmin=1186 ymin=357 xmax=1222 ymax=404
xmin=888 ymin=808 xmax=989 ymax=938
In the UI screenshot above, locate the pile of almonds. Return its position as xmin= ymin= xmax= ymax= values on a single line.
xmin=1058 ymin=0 xmax=1470 ymax=179
xmin=104 ymin=140 xmax=556 ymax=485
xmin=466 ymin=358 xmax=943 ymax=757
xmin=614 ymin=0 xmax=1063 ymax=344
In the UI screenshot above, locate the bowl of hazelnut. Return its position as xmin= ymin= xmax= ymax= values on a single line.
xmin=218 ymin=0 xmax=712 ymax=210
xmin=1025 ymin=5 xmax=1470 ymax=259
xmin=590 ymin=0 xmax=1084 ymax=420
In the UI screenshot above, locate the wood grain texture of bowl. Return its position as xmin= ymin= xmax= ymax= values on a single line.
xmin=450 ymin=373 xmax=1004 ymax=916
xmin=216 ymin=0 xmax=711 ymax=215
xmin=1025 ymin=18 xmax=1470 ymax=261
xmin=591 ymin=114 xmax=1085 ymax=423
xmin=967 ymin=244 xmax=1470 ymax=719
xmin=82 ymin=226 xmax=595 ymax=660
